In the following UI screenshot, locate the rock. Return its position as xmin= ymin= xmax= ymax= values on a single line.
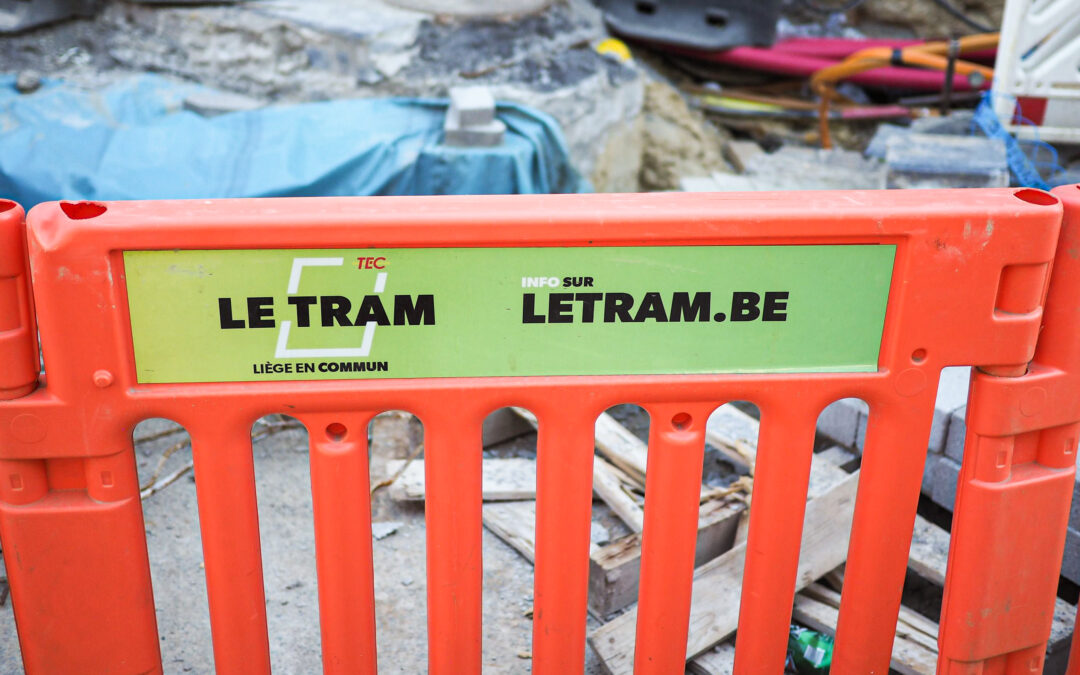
xmin=183 ymin=89 xmax=263 ymax=116
xmin=682 ymin=145 xmax=885 ymax=191
xmin=372 ymin=521 xmax=403 ymax=540
xmin=0 ymin=0 xmax=646 ymax=190
xmin=386 ymin=0 xmax=553 ymax=18
xmin=639 ymin=79 xmax=730 ymax=191
xmin=852 ymin=0 xmax=1002 ymax=39
xmin=15 ymin=70 xmax=41 ymax=94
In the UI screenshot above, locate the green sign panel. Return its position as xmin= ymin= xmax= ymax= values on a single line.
xmin=123 ymin=245 xmax=895 ymax=384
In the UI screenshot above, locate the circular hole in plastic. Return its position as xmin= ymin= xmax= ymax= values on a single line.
xmin=326 ymin=422 xmax=348 ymax=442
xmin=671 ymin=412 xmax=692 ymax=431
xmin=0 ymin=200 xmax=15 ymax=214
xmin=911 ymin=348 xmax=927 ymax=363
xmin=60 ymin=201 xmax=107 ymax=220
xmin=1013 ymin=189 xmax=1058 ymax=207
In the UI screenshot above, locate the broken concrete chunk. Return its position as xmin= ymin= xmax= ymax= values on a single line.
xmin=371 ymin=521 xmax=403 ymax=540
xmin=449 ymin=86 xmax=496 ymax=127
xmin=682 ymin=146 xmax=886 ymax=191
xmin=721 ymin=139 xmax=764 ymax=174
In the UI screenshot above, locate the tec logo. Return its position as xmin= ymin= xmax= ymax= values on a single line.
xmin=357 ymin=256 xmax=386 ymax=269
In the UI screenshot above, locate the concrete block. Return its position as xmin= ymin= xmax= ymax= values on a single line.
xmin=885 ymin=133 xmax=1009 ymax=189
xmin=929 ymin=454 xmax=962 ymax=511
xmin=818 ymin=445 xmax=859 ymax=472
xmin=1062 ymin=526 xmax=1080 ymax=586
xmin=449 ymin=86 xmax=495 ymax=127
xmin=944 ymin=405 xmax=967 ymax=463
xmin=1046 ymin=598 xmax=1076 ymax=675
xmin=921 ymin=452 xmax=936 ymax=496
xmin=854 ymin=408 xmax=868 ymax=453
xmin=1070 ymin=471 xmax=1080 ymax=536
xmin=929 ymin=367 xmax=970 ymax=455
xmin=816 ymin=398 xmax=866 ymax=448
xmin=443 ymin=105 xmax=505 ymax=147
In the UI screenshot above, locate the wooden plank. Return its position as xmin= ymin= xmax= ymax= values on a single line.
xmin=384 ymin=458 xmax=536 ymax=501
xmin=792 ymin=587 xmax=937 ymax=675
xmin=704 ymin=404 xmax=760 ymax=472
xmin=593 ymin=456 xmax=645 ymax=533
xmin=593 ymin=412 xmax=648 ymax=486
xmin=685 ymin=643 xmax=736 ymax=675
xmin=587 ymin=426 xmax=842 ymax=621
xmin=589 ymin=470 xmax=861 ymax=675
xmin=588 ymin=497 xmax=743 ymax=618
xmin=481 ymin=501 xmax=537 ymax=562
xmin=482 ymin=407 xmax=535 ymax=447
xmin=587 ymin=405 xmax=763 ymax=617
xmin=509 ymin=406 xmax=646 ymax=530
xmin=908 ymin=514 xmax=950 ymax=586
xmin=517 ymin=404 xmax=758 ymax=487
xmin=801 ymin=582 xmax=937 ymax=650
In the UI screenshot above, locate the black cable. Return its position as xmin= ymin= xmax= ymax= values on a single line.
xmin=927 ymin=0 xmax=995 ymax=32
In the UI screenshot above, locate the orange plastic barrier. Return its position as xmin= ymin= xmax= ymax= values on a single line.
xmin=0 ymin=186 xmax=1078 ymax=674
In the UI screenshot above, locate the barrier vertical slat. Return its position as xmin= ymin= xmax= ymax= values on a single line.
xmin=424 ymin=405 xmax=484 ymax=674
xmin=833 ymin=393 xmax=937 ymax=674
xmin=532 ymin=403 xmax=596 ymax=674
xmin=190 ymin=420 xmax=272 ymax=675
xmin=306 ymin=412 xmax=378 ymax=675
xmin=632 ymin=403 xmax=709 ymax=675
xmin=733 ymin=403 xmax=818 ymax=674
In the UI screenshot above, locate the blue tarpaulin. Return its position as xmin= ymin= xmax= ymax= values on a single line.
xmin=0 ymin=74 xmax=588 ymax=208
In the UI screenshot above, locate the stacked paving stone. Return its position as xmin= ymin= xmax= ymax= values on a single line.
xmin=816 ymin=367 xmax=1080 ymax=585
xmin=444 ymin=86 xmax=505 ymax=147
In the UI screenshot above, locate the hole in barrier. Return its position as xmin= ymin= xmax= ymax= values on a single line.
xmin=325 ymin=422 xmax=347 ymax=443
xmin=686 ymin=402 xmax=759 ymax=622
xmin=1013 ymin=189 xmax=1058 ymax=206
xmin=133 ymin=417 xmax=215 ymax=672
xmin=785 ymin=401 xmax=867 ymax=615
xmin=911 ymin=348 xmax=927 ymax=364
xmin=59 ymin=201 xmax=107 ymax=219
xmin=367 ymin=411 xmax=429 ymax=670
xmin=588 ymin=405 xmax=649 ymax=617
xmin=0 ymin=200 xmax=15 ymax=214
xmin=250 ymin=414 xmax=321 ymax=670
xmin=480 ymin=407 xmax=537 ymax=666
xmin=671 ymin=412 xmax=693 ymax=430
xmin=635 ymin=1 xmax=656 ymax=14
